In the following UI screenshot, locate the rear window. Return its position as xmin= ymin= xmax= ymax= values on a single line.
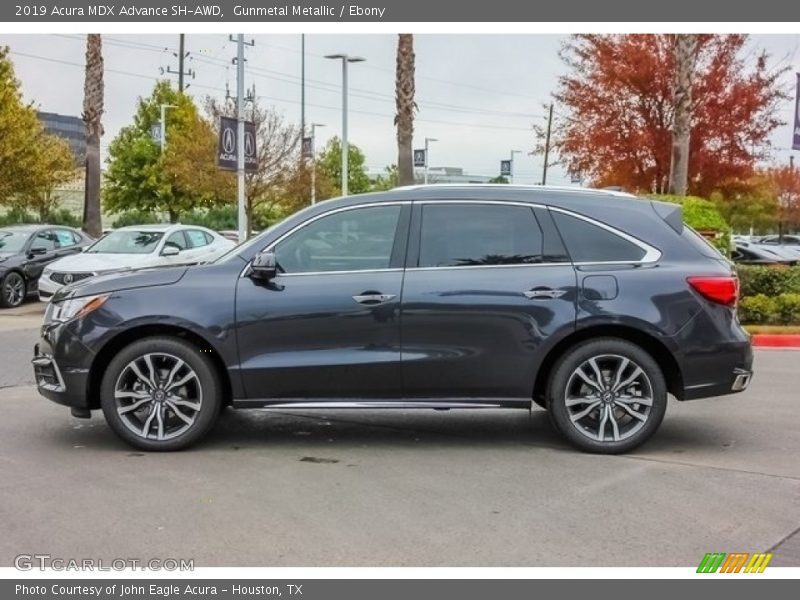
xmin=551 ymin=211 xmax=647 ymax=263
xmin=682 ymin=225 xmax=726 ymax=260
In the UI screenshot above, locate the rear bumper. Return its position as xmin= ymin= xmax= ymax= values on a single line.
xmin=678 ymin=340 xmax=754 ymax=400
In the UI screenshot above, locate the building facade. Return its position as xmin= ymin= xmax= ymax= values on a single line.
xmin=37 ymin=111 xmax=86 ymax=161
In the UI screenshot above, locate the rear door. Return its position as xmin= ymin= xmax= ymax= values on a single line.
xmin=23 ymin=229 xmax=60 ymax=284
xmin=400 ymin=201 xmax=577 ymax=400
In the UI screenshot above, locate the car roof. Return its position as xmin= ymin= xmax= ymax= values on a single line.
xmin=0 ymin=224 xmax=50 ymax=233
xmin=113 ymin=223 xmax=212 ymax=233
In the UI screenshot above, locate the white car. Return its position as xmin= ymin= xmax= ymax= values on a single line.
xmin=39 ymin=224 xmax=236 ymax=301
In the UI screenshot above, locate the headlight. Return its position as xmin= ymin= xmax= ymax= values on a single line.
xmin=47 ymin=294 xmax=109 ymax=323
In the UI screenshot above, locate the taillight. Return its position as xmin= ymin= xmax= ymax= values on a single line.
xmin=687 ymin=276 xmax=739 ymax=307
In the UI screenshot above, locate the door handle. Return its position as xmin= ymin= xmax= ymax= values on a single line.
xmin=524 ymin=288 xmax=567 ymax=299
xmin=352 ymin=293 xmax=396 ymax=305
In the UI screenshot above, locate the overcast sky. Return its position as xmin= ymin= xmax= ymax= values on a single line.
xmin=2 ymin=33 xmax=799 ymax=185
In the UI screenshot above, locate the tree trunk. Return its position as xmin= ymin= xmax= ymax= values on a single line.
xmin=395 ymin=34 xmax=416 ymax=187
xmin=82 ymin=34 xmax=104 ymax=238
xmin=168 ymin=208 xmax=178 ymax=224
xmin=668 ymin=34 xmax=696 ymax=196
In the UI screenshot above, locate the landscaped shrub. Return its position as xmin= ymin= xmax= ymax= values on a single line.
xmin=737 ymin=294 xmax=776 ymax=324
xmin=774 ymin=294 xmax=800 ymax=325
xmin=737 ymin=265 xmax=800 ymax=297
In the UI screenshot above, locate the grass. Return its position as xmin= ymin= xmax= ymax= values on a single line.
xmin=743 ymin=325 xmax=800 ymax=335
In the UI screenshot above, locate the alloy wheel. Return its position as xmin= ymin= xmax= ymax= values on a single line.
xmin=564 ymin=354 xmax=654 ymax=443
xmin=114 ymin=352 xmax=203 ymax=441
xmin=3 ymin=273 xmax=25 ymax=307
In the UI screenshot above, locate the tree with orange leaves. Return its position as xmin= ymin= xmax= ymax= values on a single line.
xmin=545 ymin=35 xmax=788 ymax=198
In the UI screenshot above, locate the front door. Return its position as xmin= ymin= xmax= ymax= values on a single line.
xmin=400 ymin=202 xmax=577 ymax=400
xmin=235 ymin=203 xmax=410 ymax=400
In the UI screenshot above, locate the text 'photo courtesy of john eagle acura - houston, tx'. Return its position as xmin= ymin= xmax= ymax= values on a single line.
xmin=32 ymin=185 xmax=753 ymax=453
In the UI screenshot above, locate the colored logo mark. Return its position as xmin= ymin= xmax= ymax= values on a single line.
xmin=697 ymin=552 xmax=773 ymax=573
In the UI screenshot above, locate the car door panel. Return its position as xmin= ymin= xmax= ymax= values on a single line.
xmin=400 ymin=203 xmax=577 ymax=399
xmin=234 ymin=203 xmax=410 ymax=400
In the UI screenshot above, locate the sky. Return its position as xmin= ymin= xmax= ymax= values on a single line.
xmin=2 ymin=33 xmax=799 ymax=186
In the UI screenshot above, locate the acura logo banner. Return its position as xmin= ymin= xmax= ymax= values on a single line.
xmin=217 ymin=116 xmax=258 ymax=172
xmin=793 ymin=73 xmax=800 ymax=151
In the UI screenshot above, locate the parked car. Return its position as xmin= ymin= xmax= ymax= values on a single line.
xmin=731 ymin=242 xmax=799 ymax=265
xmin=33 ymin=185 xmax=753 ymax=453
xmin=759 ymin=234 xmax=800 ymax=246
xmin=38 ymin=224 xmax=235 ymax=300
xmin=0 ymin=225 xmax=93 ymax=308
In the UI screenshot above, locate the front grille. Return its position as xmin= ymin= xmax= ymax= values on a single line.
xmin=50 ymin=271 xmax=94 ymax=285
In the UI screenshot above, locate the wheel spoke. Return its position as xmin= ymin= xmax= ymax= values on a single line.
xmin=166 ymin=371 xmax=197 ymax=392
xmin=129 ymin=361 xmax=155 ymax=391
xmin=168 ymin=396 xmax=201 ymax=411
xmin=165 ymin=400 xmax=194 ymax=425
xmin=617 ymin=402 xmax=648 ymax=422
xmin=608 ymin=407 xmax=621 ymax=441
xmin=155 ymin=405 xmax=165 ymax=440
xmin=611 ymin=357 xmax=630 ymax=391
xmin=597 ymin=405 xmax=609 ymax=441
xmin=141 ymin=404 xmax=158 ymax=437
xmin=115 ymin=390 xmax=151 ymax=400
xmin=117 ymin=397 xmax=152 ymax=415
xmin=575 ymin=365 xmax=604 ymax=393
xmin=570 ymin=400 xmax=601 ymax=421
xmin=612 ymin=366 xmax=643 ymax=394
xmin=615 ymin=394 xmax=653 ymax=407
xmin=164 ymin=358 xmax=185 ymax=389
xmin=143 ymin=354 xmax=158 ymax=388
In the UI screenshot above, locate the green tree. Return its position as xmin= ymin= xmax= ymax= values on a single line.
xmin=104 ymin=81 xmax=223 ymax=223
xmin=370 ymin=164 xmax=399 ymax=191
xmin=317 ymin=137 xmax=371 ymax=196
xmin=0 ymin=47 xmax=47 ymax=204
xmin=15 ymin=133 xmax=76 ymax=221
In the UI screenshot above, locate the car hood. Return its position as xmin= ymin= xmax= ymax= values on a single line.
xmin=52 ymin=265 xmax=189 ymax=302
xmin=48 ymin=252 xmax=159 ymax=273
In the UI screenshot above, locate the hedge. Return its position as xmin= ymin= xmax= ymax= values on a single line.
xmin=736 ymin=265 xmax=800 ymax=297
xmin=738 ymin=293 xmax=800 ymax=325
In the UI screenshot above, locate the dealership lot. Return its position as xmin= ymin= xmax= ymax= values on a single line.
xmin=0 ymin=304 xmax=798 ymax=567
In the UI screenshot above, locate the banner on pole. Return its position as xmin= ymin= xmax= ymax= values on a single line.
xmin=217 ymin=116 xmax=258 ymax=172
xmin=793 ymin=73 xmax=800 ymax=150
xmin=500 ymin=160 xmax=512 ymax=176
xmin=414 ymin=149 xmax=426 ymax=167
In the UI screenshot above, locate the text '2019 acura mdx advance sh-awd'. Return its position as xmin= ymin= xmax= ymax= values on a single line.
xmin=33 ymin=185 xmax=753 ymax=453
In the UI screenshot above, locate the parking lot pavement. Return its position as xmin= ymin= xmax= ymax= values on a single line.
xmin=0 ymin=343 xmax=798 ymax=568
xmin=0 ymin=301 xmax=44 ymax=388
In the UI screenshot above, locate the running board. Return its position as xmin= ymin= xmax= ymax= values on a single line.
xmin=231 ymin=399 xmax=530 ymax=410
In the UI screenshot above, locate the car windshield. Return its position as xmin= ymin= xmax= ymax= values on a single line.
xmin=87 ymin=230 xmax=164 ymax=254
xmin=0 ymin=230 xmax=29 ymax=253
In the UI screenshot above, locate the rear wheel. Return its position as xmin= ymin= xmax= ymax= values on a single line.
xmin=100 ymin=337 xmax=221 ymax=451
xmin=1 ymin=272 xmax=26 ymax=308
xmin=546 ymin=338 xmax=667 ymax=454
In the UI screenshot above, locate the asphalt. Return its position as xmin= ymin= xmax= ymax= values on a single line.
xmin=0 ymin=301 xmax=798 ymax=567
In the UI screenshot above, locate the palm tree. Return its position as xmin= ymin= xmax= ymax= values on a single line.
xmin=82 ymin=34 xmax=104 ymax=238
xmin=395 ymin=34 xmax=416 ymax=186
xmin=668 ymin=34 xmax=696 ymax=196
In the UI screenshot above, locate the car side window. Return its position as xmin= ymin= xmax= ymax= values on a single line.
xmin=54 ymin=229 xmax=77 ymax=248
xmin=274 ymin=205 xmax=402 ymax=274
xmin=551 ymin=211 xmax=647 ymax=263
xmin=164 ymin=231 xmax=188 ymax=251
xmin=185 ymin=230 xmax=211 ymax=249
xmin=418 ymin=204 xmax=544 ymax=267
xmin=31 ymin=230 xmax=57 ymax=252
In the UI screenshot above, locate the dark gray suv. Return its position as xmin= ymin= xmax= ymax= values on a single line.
xmin=33 ymin=185 xmax=752 ymax=453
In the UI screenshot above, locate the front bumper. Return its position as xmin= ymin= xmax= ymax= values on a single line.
xmin=37 ymin=276 xmax=62 ymax=301
xmin=33 ymin=329 xmax=94 ymax=410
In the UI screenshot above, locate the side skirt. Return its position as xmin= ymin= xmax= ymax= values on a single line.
xmin=231 ymin=398 xmax=532 ymax=410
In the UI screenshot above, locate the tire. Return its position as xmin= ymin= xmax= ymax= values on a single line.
xmin=1 ymin=271 xmax=26 ymax=308
xmin=100 ymin=337 xmax=221 ymax=451
xmin=546 ymin=338 xmax=667 ymax=454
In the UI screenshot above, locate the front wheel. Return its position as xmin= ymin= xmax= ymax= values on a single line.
xmin=100 ymin=337 xmax=221 ymax=451
xmin=546 ymin=338 xmax=667 ymax=454
xmin=1 ymin=272 xmax=26 ymax=308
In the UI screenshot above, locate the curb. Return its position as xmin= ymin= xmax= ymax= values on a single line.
xmin=751 ymin=334 xmax=800 ymax=348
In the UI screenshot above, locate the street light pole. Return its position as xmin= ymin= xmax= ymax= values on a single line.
xmin=159 ymin=104 xmax=176 ymax=153
xmin=424 ymin=137 xmax=438 ymax=184
xmin=310 ymin=122 xmax=325 ymax=205
xmin=325 ymin=54 xmax=365 ymax=197
xmin=509 ymin=149 xmax=523 ymax=184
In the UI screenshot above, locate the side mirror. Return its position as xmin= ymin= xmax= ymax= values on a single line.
xmin=29 ymin=247 xmax=47 ymax=256
xmin=249 ymin=251 xmax=277 ymax=280
xmin=161 ymin=245 xmax=180 ymax=257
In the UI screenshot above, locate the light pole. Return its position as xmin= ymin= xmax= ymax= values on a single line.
xmin=310 ymin=122 xmax=325 ymax=205
xmin=325 ymin=53 xmax=365 ymax=196
xmin=424 ymin=137 xmax=438 ymax=184
xmin=158 ymin=104 xmax=176 ymax=152
xmin=509 ymin=149 xmax=523 ymax=184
